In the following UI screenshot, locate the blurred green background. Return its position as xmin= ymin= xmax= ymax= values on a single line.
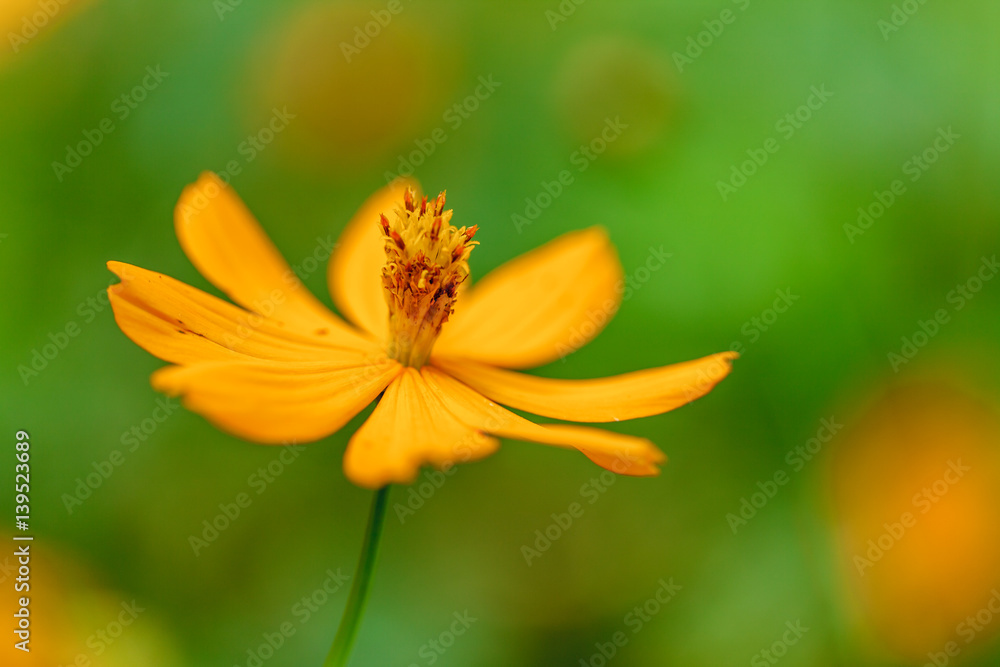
xmin=2 ymin=0 xmax=1000 ymax=665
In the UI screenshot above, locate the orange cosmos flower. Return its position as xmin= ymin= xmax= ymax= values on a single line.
xmin=108 ymin=173 xmax=735 ymax=488
xmin=829 ymin=381 xmax=1000 ymax=661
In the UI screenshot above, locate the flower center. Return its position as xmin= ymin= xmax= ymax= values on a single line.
xmin=380 ymin=188 xmax=478 ymax=367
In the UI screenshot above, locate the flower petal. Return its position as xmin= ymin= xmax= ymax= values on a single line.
xmin=108 ymin=287 xmax=244 ymax=365
xmin=152 ymin=357 xmax=402 ymax=444
xmin=175 ymin=172 xmax=357 ymax=338
xmin=433 ymin=351 xmax=737 ymax=423
xmin=434 ymin=227 xmax=624 ymax=368
xmin=328 ymin=179 xmax=418 ymax=339
xmin=422 ymin=367 xmax=665 ymax=476
xmin=343 ymin=368 xmax=500 ymax=488
xmin=108 ymin=262 xmax=376 ymax=363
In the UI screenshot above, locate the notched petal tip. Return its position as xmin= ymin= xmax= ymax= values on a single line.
xmin=419 ymin=367 xmax=669 ymax=479
xmin=106 ymin=260 xmax=147 ymax=285
xmin=581 ymin=224 xmax=613 ymax=242
xmin=149 ymin=366 xmax=184 ymax=396
xmin=580 ymin=451 xmax=665 ymax=477
xmin=106 ymin=259 xmax=127 ymax=277
xmin=543 ymin=424 xmax=666 ymax=477
xmin=701 ymin=350 xmax=739 ymax=380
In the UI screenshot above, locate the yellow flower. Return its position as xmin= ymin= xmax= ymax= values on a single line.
xmin=828 ymin=381 xmax=1000 ymax=661
xmin=0 ymin=0 xmax=93 ymax=65
xmin=108 ymin=173 xmax=735 ymax=488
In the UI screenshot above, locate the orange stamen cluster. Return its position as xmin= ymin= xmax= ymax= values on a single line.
xmin=380 ymin=188 xmax=478 ymax=367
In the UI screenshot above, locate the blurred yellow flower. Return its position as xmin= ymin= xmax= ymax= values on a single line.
xmin=829 ymin=382 xmax=1000 ymax=663
xmin=249 ymin=1 xmax=448 ymax=172
xmin=0 ymin=539 xmax=177 ymax=666
xmin=1 ymin=0 xmax=91 ymax=64
xmin=108 ymin=174 xmax=735 ymax=488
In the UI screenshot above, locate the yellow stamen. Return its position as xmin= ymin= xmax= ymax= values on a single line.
xmin=380 ymin=188 xmax=478 ymax=367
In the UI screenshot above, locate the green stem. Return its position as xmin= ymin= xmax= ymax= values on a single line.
xmin=322 ymin=485 xmax=391 ymax=667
